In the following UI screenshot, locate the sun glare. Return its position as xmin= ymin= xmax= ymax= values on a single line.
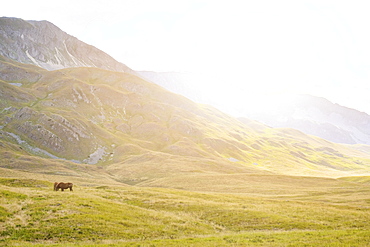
xmin=2 ymin=0 xmax=370 ymax=114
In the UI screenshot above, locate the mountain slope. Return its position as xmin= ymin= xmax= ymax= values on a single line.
xmin=1 ymin=56 xmax=370 ymax=185
xmin=138 ymin=71 xmax=370 ymax=146
xmin=1 ymin=17 xmax=370 ymax=187
xmin=137 ymin=71 xmax=205 ymax=103
xmin=3 ymin=17 xmax=369 ymax=147
xmin=241 ymin=94 xmax=370 ymax=145
xmin=0 ymin=17 xmax=133 ymax=73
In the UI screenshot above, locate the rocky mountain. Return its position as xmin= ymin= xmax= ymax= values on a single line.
xmin=1 ymin=17 xmax=370 ymax=184
xmin=240 ymin=94 xmax=370 ymax=145
xmin=0 ymin=17 xmax=133 ymax=73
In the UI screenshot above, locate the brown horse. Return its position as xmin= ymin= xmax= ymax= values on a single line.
xmin=54 ymin=182 xmax=73 ymax=191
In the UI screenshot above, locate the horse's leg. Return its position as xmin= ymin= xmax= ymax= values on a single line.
xmin=61 ymin=188 xmax=64 ymax=191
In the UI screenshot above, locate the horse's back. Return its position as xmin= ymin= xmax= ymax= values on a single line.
xmin=54 ymin=182 xmax=73 ymax=191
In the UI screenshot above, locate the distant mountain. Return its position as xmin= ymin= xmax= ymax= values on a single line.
xmin=240 ymin=94 xmax=370 ymax=145
xmin=138 ymin=70 xmax=370 ymax=146
xmin=0 ymin=17 xmax=133 ymax=73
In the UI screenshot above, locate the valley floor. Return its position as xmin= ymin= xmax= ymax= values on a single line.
xmin=1 ymin=170 xmax=370 ymax=246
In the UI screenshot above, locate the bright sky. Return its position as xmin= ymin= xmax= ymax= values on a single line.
xmin=2 ymin=0 xmax=370 ymax=115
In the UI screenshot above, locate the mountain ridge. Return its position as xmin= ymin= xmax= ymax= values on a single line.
xmin=138 ymin=70 xmax=370 ymax=145
xmin=242 ymin=94 xmax=370 ymax=145
xmin=0 ymin=17 xmax=133 ymax=73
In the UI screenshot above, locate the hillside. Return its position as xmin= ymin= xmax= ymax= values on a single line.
xmin=1 ymin=54 xmax=370 ymax=188
xmin=138 ymin=71 xmax=370 ymax=146
xmin=2 ymin=16 xmax=370 ymax=147
xmin=137 ymin=71 xmax=205 ymax=103
xmin=0 ymin=16 xmax=370 ymax=185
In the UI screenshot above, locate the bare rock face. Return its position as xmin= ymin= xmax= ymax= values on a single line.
xmin=0 ymin=17 xmax=133 ymax=73
xmin=4 ymin=107 xmax=96 ymax=159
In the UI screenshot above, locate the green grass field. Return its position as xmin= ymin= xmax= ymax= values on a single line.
xmin=1 ymin=174 xmax=370 ymax=246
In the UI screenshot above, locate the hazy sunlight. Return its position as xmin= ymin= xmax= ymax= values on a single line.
xmin=2 ymin=0 xmax=370 ymax=114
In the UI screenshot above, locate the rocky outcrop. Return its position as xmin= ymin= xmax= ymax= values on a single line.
xmin=0 ymin=17 xmax=133 ymax=73
xmin=3 ymin=106 xmax=97 ymax=160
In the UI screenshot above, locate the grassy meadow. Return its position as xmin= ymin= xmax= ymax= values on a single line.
xmin=1 ymin=171 xmax=370 ymax=246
